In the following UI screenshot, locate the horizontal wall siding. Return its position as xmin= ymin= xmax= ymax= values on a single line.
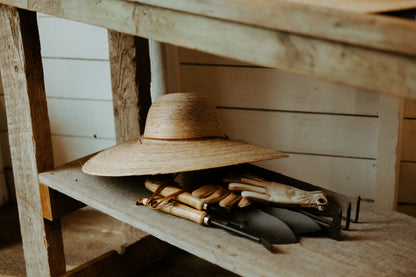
xmin=43 ymin=59 xmax=112 ymax=100
xmin=37 ymin=15 xmax=109 ymax=60
xmin=38 ymin=16 xmax=115 ymax=167
xmin=179 ymin=47 xmax=379 ymax=199
xmin=180 ymin=65 xmax=380 ymax=116
xmin=217 ymin=109 xmax=378 ymax=158
xmin=38 ymin=16 xmax=115 ymax=166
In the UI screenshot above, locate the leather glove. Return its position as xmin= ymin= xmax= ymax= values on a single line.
xmin=224 ymin=176 xmax=328 ymax=211
xmin=192 ymin=184 xmax=251 ymax=208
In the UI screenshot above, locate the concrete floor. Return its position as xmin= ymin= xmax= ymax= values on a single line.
xmin=0 ymin=203 xmax=237 ymax=277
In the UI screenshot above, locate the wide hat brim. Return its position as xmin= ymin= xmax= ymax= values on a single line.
xmin=82 ymin=138 xmax=286 ymax=177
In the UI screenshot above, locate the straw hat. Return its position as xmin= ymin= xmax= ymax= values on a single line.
xmin=82 ymin=93 xmax=286 ymax=176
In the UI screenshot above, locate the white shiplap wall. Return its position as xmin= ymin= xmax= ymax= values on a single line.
xmin=178 ymin=49 xmax=379 ymax=199
xmin=0 ymin=15 xmax=414 ymax=204
xmin=37 ymin=15 xmax=116 ymax=166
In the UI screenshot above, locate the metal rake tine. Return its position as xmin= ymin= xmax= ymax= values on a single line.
xmin=342 ymin=196 xmax=361 ymax=223
xmin=342 ymin=202 xmax=351 ymax=230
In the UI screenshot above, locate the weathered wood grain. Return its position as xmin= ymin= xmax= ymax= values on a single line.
xmin=39 ymin=159 xmax=416 ymax=277
xmin=1 ymin=0 xmax=415 ymax=99
xmin=0 ymin=6 xmax=65 ymax=276
xmin=128 ymin=0 xmax=416 ymax=56
xmin=108 ymin=30 xmax=151 ymax=140
xmin=280 ymin=0 xmax=416 ymax=13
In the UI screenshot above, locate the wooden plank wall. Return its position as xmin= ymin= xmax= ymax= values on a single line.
xmin=0 ymin=15 xmax=116 ymax=200
xmin=178 ymin=48 xmax=416 ymax=202
xmin=0 ymin=15 xmax=414 ymax=204
xmin=36 ymin=14 xmax=116 ymax=168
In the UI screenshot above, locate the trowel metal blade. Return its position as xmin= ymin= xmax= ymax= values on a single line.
xmin=259 ymin=205 xmax=321 ymax=235
xmin=231 ymin=207 xmax=297 ymax=244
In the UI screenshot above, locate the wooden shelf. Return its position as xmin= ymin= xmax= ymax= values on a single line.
xmin=39 ymin=157 xmax=416 ymax=276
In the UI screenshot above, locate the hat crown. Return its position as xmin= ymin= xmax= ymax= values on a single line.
xmin=143 ymin=93 xmax=224 ymax=139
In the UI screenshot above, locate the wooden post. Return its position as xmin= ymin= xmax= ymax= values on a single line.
xmin=108 ymin=30 xmax=152 ymax=242
xmin=0 ymin=5 xmax=65 ymax=276
xmin=108 ymin=30 xmax=152 ymax=140
xmin=375 ymin=94 xmax=404 ymax=210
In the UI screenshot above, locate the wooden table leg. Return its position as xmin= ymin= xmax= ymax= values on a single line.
xmin=0 ymin=6 xmax=66 ymax=276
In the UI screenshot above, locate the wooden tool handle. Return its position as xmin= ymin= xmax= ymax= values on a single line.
xmin=145 ymin=180 xmax=204 ymax=210
xmin=141 ymin=198 xmax=208 ymax=225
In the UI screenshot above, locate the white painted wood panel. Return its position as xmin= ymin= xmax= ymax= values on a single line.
xmin=256 ymin=154 xmax=375 ymax=199
xmin=37 ymin=16 xmax=109 ymax=60
xmin=180 ymin=65 xmax=380 ymax=116
xmin=52 ymin=136 xmax=115 ymax=166
xmin=399 ymin=162 xmax=416 ymax=204
xmin=42 ymin=58 xmax=112 ymax=100
xmin=47 ymin=98 xmax=115 ymax=139
xmin=218 ymin=108 xmax=378 ymax=158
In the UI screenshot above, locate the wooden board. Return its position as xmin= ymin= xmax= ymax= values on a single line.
xmin=39 ymin=158 xmax=416 ymax=277
xmin=1 ymin=0 xmax=416 ymax=99
xmin=402 ymin=119 xmax=416 ymax=161
xmin=0 ymin=6 xmax=65 ymax=276
xmin=52 ymin=136 xmax=115 ymax=167
xmin=126 ymin=0 xmax=416 ymax=56
xmin=179 ymin=64 xmax=380 ymax=116
xmin=47 ymin=98 xmax=115 ymax=139
xmin=404 ymin=100 xmax=416 ymax=118
xmin=42 ymin=59 xmax=112 ymax=101
xmin=399 ymin=162 xmax=416 ymax=203
xmin=283 ymin=0 xmax=416 ymax=13
xmin=37 ymin=15 xmax=109 ymax=60
xmin=218 ymin=109 xmax=378 ymax=159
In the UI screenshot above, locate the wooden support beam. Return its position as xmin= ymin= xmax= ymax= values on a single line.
xmin=62 ymin=235 xmax=172 ymax=277
xmin=40 ymin=184 xmax=85 ymax=221
xmin=108 ymin=30 xmax=151 ymax=141
xmin=375 ymin=95 xmax=404 ymax=210
xmin=1 ymin=0 xmax=415 ymax=99
xmin=0 ymin=5 xmax=65 ymax=276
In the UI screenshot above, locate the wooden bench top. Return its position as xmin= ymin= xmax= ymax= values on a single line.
xmin=39 ymin=158 xmax=416 ymax=276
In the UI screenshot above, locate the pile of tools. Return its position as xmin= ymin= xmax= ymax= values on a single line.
xmin=136 ymin=170 xmax=360 ymax=253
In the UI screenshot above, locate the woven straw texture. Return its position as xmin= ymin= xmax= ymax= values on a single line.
xmin=82 ymin=93 xmax=286 ymax=176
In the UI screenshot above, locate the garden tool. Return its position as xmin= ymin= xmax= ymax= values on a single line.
xmin=143 ymin=180 xmax=298 ymax=245
xmin=140 ymin=197 xmax=275 ymax=252
xmin=145 ymin=179 xmax=308 ymax=244
xmin=225 ymin=176 xmax=328 ymax=211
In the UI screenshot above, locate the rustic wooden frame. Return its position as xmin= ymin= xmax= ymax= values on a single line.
xmin=1 ymin=0 xmax=415 ymax=275
xmin=0 ymin=6 xmax=66 ymax=275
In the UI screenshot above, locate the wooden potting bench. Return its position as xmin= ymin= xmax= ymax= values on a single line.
xmin=0 ymin=1 xmax=416 ymax=276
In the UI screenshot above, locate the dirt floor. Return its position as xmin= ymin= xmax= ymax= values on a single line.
xmin=0 ymin=202 xmax=415 ymax=276
xmin=0 ymin=203 xmax=237 ymax=277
